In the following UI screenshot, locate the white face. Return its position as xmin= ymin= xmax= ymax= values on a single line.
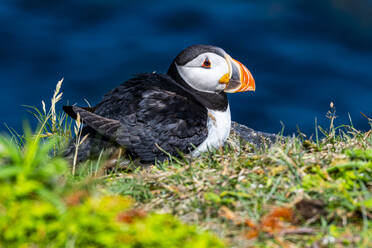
xmin=175 ymin=52 xmax=229 ymax=93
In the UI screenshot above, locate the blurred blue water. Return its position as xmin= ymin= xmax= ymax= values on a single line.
xmin=0 ymin=0 xmax=371 ymax=135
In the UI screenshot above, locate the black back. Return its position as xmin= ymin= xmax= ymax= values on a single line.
xmin=65 ymin=73 xmax=209 ymax=162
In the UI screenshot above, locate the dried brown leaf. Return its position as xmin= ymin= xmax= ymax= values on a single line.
xmin=117 ymin=209 xmax=147 ymax=223
xmin=218 ymin=206 xmax=237 ymax=221
xmin=64 ymin=190 xmax=87 ymax=206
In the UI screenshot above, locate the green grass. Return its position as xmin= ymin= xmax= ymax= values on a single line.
xmin=1 ymin=80 xmax=371 ymax=247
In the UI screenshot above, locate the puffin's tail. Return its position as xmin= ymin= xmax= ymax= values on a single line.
xmin=63 ymin=105 xmax=97 ymax=120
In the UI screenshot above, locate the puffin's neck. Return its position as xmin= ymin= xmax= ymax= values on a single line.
xmin=167 ymin=62 xmax=228 ymax=112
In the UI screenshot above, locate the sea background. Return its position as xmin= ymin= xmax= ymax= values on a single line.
xmin=0 ymin=0 xmax=371 ymax=136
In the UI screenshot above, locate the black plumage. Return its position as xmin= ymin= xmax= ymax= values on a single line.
xmin=64 ymin=73 xmax=210 ymax=163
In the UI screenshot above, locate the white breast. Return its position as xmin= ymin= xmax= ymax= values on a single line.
xmin=192 ymin=105 xmax=231 ymax=156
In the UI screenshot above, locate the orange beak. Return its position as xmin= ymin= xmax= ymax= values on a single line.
xmin=220 ymin=55 xmax=255 ymax=93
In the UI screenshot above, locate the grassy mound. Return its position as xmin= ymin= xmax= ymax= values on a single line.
xmin=2 ymin=79 xmax=371 ymax=247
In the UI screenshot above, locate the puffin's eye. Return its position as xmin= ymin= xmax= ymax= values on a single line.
xmin=201 ymin=58 xmax=211 ymax=68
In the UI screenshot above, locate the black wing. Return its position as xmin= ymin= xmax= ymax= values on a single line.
xmin=64 ymin=73 xmax=208 ymax=162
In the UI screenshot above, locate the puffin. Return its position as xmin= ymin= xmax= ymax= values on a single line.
xmin=63 ymin=45 xmax=255 ymax=163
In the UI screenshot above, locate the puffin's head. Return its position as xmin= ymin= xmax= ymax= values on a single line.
xmin=168 ymin=44 xmax=255 ymax=94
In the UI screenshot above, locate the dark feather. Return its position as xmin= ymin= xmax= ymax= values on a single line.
xmin=63 ymin=105 xmax=97 ymax=120
xmin=72 ymin=106 xmax=121 ymax=138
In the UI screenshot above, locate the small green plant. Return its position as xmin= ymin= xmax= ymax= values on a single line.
xmin=302 ymin=147 xmax=372 ymax=214
xmin=20 ymin=78 xmax=73 ymax=154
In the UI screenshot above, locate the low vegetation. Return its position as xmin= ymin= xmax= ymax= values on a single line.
xmin=1 ymin=80 xmax=371 ymax=247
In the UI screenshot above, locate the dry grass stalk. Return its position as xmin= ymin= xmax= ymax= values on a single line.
xmin=72 ymin=113 xmax=88 ymax=175
xmin=51 ymin=78 xmax=63 ymax=133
